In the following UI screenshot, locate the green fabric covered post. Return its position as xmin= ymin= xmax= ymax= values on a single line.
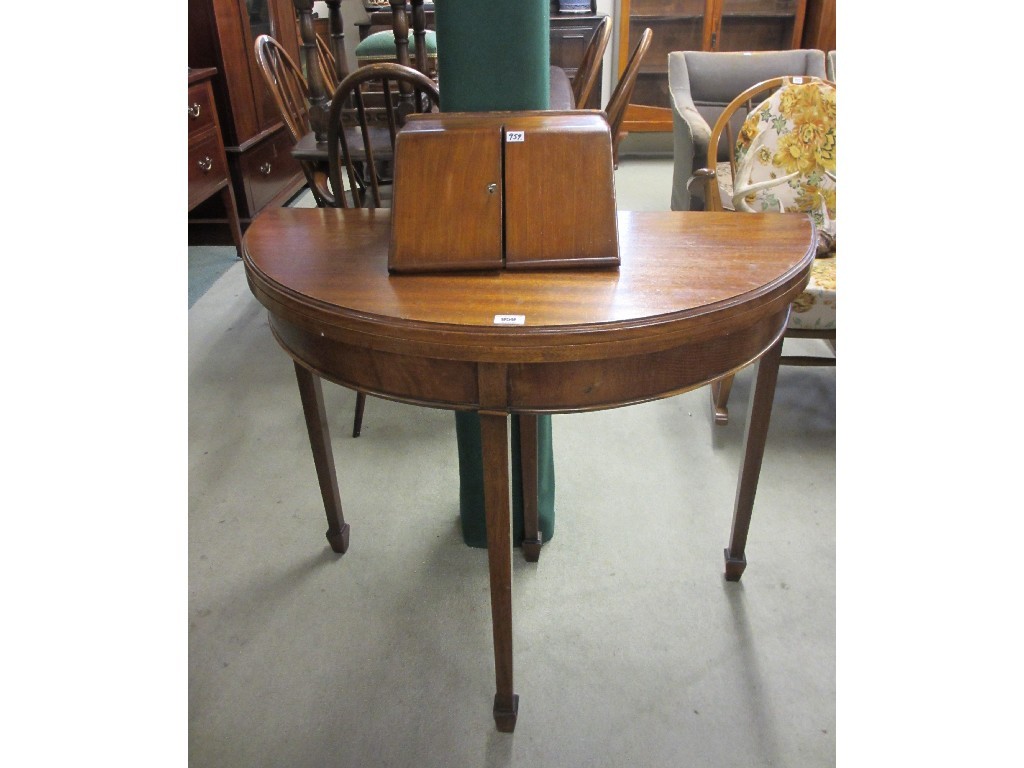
xmin=434 ymin=2 xmax=550 ymax=112
xmin=435 ymin=0 xmax=556 ymax=548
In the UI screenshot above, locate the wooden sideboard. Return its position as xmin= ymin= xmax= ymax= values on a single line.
xmin=188 ymin=67 xmax=243 ymax=255
xmin=188 ymin=0 xmax=308 ymax=238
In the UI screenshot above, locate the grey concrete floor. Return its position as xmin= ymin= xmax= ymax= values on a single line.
xmin=188 ymin=158 xmax=836 ymax=766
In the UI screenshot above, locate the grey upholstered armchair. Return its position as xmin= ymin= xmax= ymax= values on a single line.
xmin=668 ymin=49 xmax=827 ymax=211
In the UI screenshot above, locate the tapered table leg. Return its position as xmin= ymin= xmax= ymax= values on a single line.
xmin=518 ymin=414 xmax=542 ymax=562
xmin=294 ymin=361 xmax=350 ymax=554
xmin=479 ymin=411 xmax=518 ymax=732
xmin=725 ymin=334 xmax=784 ymax=581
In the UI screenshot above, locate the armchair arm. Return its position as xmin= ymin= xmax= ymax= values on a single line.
xmin=687 ymin=167 xmax=721 ymax=212
xmin=670 ymin=98 xmax=712 ymax=211
xmin=668 ymin=54 xmax=712 ymax=211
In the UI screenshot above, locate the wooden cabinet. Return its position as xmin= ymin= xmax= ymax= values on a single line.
xmin=189 ymin=67 xmax=243 ymax=255
xmin=617 ymin=0 xmax=811 ymax=132
xmin=801 ymin=0 xmax=835 ymax=52
xmin=549 ymin=3 xmax=608 ymax=110
xmin=389 ymin=112 xmax=618 ymax=272
xmin=188 ymin=0 xmax=307 ymax=232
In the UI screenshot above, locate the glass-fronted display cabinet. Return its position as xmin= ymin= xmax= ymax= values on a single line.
xmin=618 ymin=0 xmax=810 ymax=131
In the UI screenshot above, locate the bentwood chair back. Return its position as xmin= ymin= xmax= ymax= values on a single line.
xmin=691 ymin=75 xmax=836 ymax=425
xmin=326 ymin=62 xmax=440 ymax=210
xmin=325 ymin=62 xmax=440 ymax=436
xmin=253 ymin=34 xmax=335 ymax=207
xmin=316 ymin=33 xmax=341 ymax=94
xmin=604 ymin=27 xmax=652 ymax=165
xmin=667 ymin=49 xmax=826 ymax=211
xmin=572 ymin=16 xmax=612 ymax=108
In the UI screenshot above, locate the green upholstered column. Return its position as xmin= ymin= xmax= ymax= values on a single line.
xmin=434 ymin=1 xmax=550 ymax=112
xmin=435 ymin=0 xmax=556 ymax=548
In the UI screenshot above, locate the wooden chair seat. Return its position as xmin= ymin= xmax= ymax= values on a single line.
xmin=549 ymin=66 xmax=575 ymax=110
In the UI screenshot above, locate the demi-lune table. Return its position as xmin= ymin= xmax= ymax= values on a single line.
xmin=242 ymin=207 xmax=815 ymax=731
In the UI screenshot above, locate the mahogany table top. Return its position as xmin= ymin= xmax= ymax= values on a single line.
xmin=244 ymin=207 xmax=814 ymax=348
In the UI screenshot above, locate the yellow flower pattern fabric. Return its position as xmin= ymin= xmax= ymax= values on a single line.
xmin=734 ymin=80 xmax=836 ymax=235
xmin=789 ymin=254 xmax=835 ymax=330
xmin=734 ymin=78 xmax=836 ymax=331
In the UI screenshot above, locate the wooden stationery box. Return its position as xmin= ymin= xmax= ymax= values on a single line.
xmin=388 ymin=110 xmax=619 ymax=273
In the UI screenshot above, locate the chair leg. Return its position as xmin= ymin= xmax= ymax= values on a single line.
xmin=352 ymin=391 xmax=366 ymax=438
xmin=710 ymin=374 xmax=735 ymax=426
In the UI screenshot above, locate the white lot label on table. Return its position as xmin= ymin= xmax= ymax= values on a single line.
xmin=493 ymin=314 xmax=526 ymax=325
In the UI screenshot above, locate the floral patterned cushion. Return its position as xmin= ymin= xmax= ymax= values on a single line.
xmin=789 ymin=252 xmax=835 ymax=330
xmin=715 ymin=160 xmax=735 ymax=211
xmin=732 ymin=78 xmax=836 ymax=331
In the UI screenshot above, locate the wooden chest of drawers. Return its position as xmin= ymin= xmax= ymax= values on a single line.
xmin=189 ymin=0 xmax=308 ymax=240
xmin=188 ymin=67 xmax=241 ymax=255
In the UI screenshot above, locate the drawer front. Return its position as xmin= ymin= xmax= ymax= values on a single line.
xmin=239 ymin=128 xmax=303 ymax=213
xmin=188 ymin=130 xmax=230 ymax=210
xmin=550 ymin=26 xmax=590 ymax=73
xmin=187 ymin=81 xmax=217 ymax=138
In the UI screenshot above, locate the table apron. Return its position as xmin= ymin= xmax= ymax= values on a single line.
xmin=268 ymin=309 xmax=790 ymax=413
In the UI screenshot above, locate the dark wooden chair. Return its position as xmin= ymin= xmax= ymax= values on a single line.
xmin=604 ymin=27 xmax=652 ymax=166
xmin=253 ymin=34 xmax=335 ymax=206
xmin=325 ymin=62 xmax=440 ymax=434
xmin=572 ymin=16 xmax=612 ymax=109
xmin=690 ymin=75 xmax=836 ymax=425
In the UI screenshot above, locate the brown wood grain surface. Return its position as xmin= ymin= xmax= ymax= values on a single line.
xmin=245 ymin=207 xmax=812 ymax=341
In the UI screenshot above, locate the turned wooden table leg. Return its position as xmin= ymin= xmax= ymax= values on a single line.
xmin=294 ymin=361 xmax=350 ymax=554
xmin=480 ymin=411 xmax=518 ymax=732
xmin=518 ymin=414 xmax=542 ymax=562
xmin=724 ymin=333 xmax=784 ymax=581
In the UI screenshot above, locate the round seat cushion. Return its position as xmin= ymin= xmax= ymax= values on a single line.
xmin=355 ymin=29 xmax=437 ymax=64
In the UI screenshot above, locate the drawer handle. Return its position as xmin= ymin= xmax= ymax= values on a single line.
xmin=197 ymin=156 xmax=213 ymax=172
xmin=259 ymin=162 xmax=272 ymax=176
xmin=188 ymin=103 xmax=202 ymax=118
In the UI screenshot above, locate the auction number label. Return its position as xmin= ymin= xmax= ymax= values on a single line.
xmin=506 ymin=131 xmax=525 ymax=143
xmin=493 ymin=314 xmax=526 ymax=325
